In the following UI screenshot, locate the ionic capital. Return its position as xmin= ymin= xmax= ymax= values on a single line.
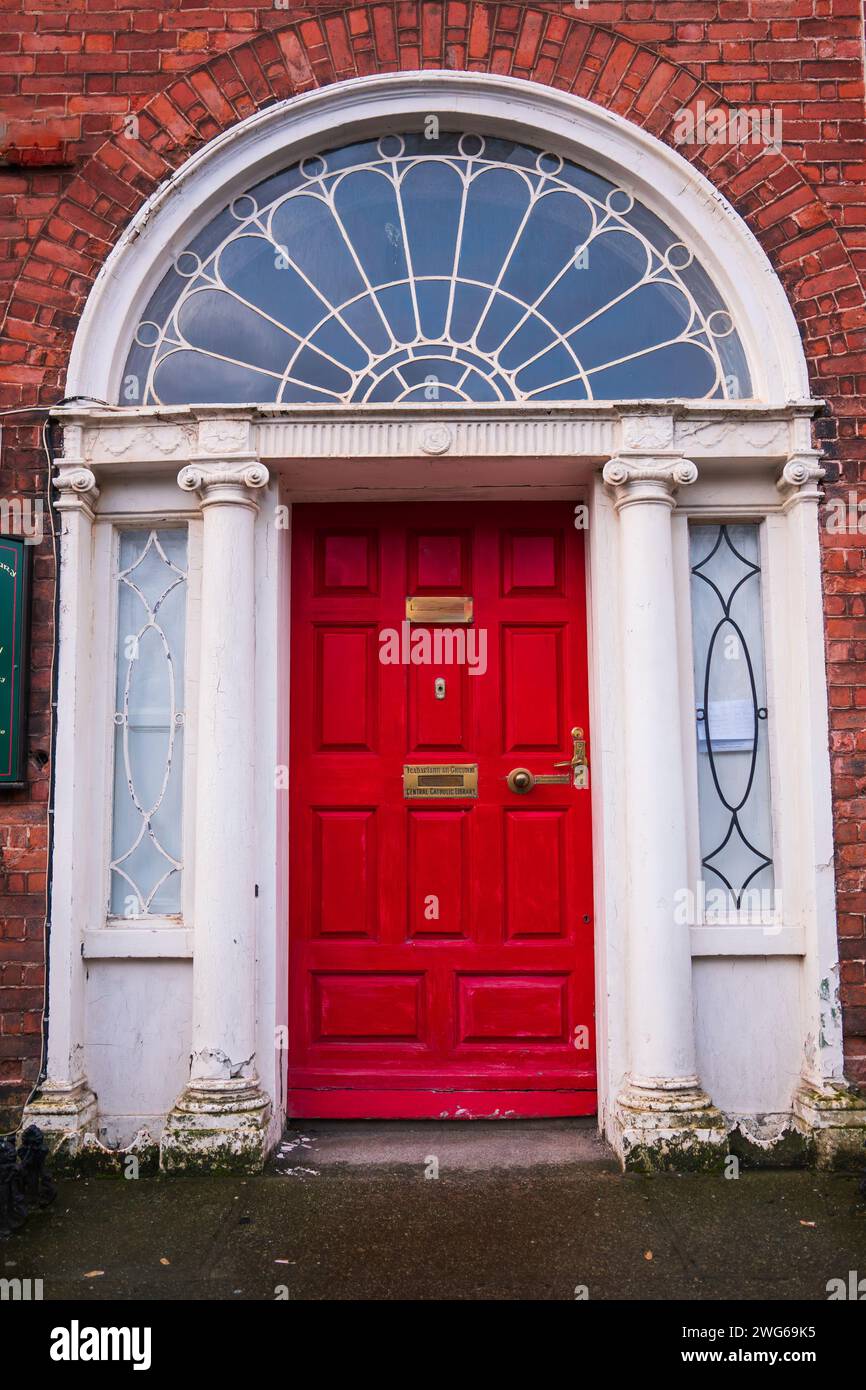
xmin=177 ymin=462 xmax=270 ymax=509
xmin=776 ymin=453 xmax=824 ymax=508
xmin=602 ymin=455 xmax=698 ymax=510
xmin=53 ymin=467 xmax=100 ymax=514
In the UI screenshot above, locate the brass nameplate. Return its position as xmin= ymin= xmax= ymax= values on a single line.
xmin=405 ymin=596 xmax=473 ymax=624
xmin=403 ymin=763 xmax=478 ymax=799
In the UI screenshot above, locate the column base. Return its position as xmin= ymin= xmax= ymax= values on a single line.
xmin=792 ymin=1079 xmax=866 ymax=1170
xmin=612 ymin=1076 xmax=729 ymax=1172
xmin=160 ymin=1079 xmax=272 ymax=1174
xmin=22 ymin=1079 xmax=98 ymax=1154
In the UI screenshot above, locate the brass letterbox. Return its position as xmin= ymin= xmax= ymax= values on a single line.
xmin=403 ymin=763 xmax=478 ymax=799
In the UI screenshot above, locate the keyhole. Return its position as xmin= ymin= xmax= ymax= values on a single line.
xmin=434 ymin=677 xmax=446 ymax=700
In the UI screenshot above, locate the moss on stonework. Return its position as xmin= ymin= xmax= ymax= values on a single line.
xmin=47 ymin=1141 xmax=264 ymax=1178
xmin=50 ymin=1138 xmax=160 ymax=1179
xmin=728 ymin=1125 xmax=812 ymax=1169
xmin=159 ymin=1137 xmax=269 ymax=1176
xmin=811 ymin=1129 xmax=866 ymax=1173
xmin=622 ymin=1137 xmax=729 ymax=1174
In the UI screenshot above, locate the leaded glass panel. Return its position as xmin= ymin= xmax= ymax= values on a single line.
xmin=109 ymin=528 xmax=188 ymax=918
xmin=689 ymin=523 xmax=775 ymax=914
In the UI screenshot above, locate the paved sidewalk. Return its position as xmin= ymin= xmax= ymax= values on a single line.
xmin=6 ymin=1121 xmax=866 ymax=1301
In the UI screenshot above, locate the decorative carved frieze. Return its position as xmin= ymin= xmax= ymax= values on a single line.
xmin=56 ymin=404 xmax=822 ymax=473
xmin=88 ymin=424 xmax=192 ymax=460
xmin=418 ymin=424 xmax=453 ymax=456
xmin=675 ymin=418 xmax=789 ymax=455
xmin=620 ymin=412 xmax=675 ymax=453
xmin=197 ymin=418 xmax=254 ymax=456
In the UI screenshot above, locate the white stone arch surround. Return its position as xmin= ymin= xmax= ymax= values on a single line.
xmin=67 ymin=70 xmax=809 ymax=406
xmin=32 ymin=72 xmax=866 ymax=1173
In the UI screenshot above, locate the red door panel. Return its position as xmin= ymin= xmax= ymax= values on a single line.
xmin=289 ymin=503 xmax=595 ymax=1118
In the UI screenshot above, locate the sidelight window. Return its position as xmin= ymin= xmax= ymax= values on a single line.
xmin=689 ymin=523 xmax=774 ymax=913
xmin=109 ymin=528 xmax=188 ymax=919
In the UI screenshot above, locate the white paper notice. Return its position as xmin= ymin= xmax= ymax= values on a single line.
xmin=698 ymin=698 xmax=755 ymax=752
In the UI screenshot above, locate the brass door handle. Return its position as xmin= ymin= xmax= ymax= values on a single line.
xmin=507 ymin=768 xmax=534 ymax=794
xmin=506 ymin=728 xmax=589 ymax=795
xmin=553 ymin=727 xmax=587 ymax=769
xmin=506 ymin=767 xmax=570 ymax=793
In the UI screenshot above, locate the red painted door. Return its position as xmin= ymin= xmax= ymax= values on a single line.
xmin=289 ymin=503 xmax=595 ymax=1118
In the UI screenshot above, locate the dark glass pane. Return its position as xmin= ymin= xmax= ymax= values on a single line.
xmin=401 ymin=160 xmax=464 ymax=278
xmin=568 ymin=281 xmax=694 ymax=373
xmin=152 ymin=351 xmax=280 ymax=405
xmin=586 ymin=341 xmax=717 ymax=400
xmin=457 ymin=167 xmax=532 ymax=283
xmin=177 ymin=289 xmax=296 ymax=372
xmin=218 ymin=236 xmax=327 ymax=338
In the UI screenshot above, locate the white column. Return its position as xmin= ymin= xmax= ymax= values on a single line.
xmin=162 ymin=462 xmax=272 ymax=1172
xmin=602 ymin=454 xmax=726 ymax=1169
xmin=24 ymin=466 xmax=99 ymax=1146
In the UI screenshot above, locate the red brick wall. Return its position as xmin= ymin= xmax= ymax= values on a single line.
xmin=1 ymin=1 xmax=865 ymax=1117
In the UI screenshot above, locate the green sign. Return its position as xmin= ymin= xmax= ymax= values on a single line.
xmin=0 ymin=537 xmax=31 ymax=787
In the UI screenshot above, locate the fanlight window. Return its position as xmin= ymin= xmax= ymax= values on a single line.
xmin=122 ymin=133 xmax=751 ymax=406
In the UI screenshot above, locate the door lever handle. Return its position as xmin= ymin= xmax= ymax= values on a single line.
xmin=553 ymin=727 xmax=587 ymax=770
xmin=506 ymin=728 xmax=589 ymax=794
xmin=506 ymin=767 xmax=570 ymax=793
